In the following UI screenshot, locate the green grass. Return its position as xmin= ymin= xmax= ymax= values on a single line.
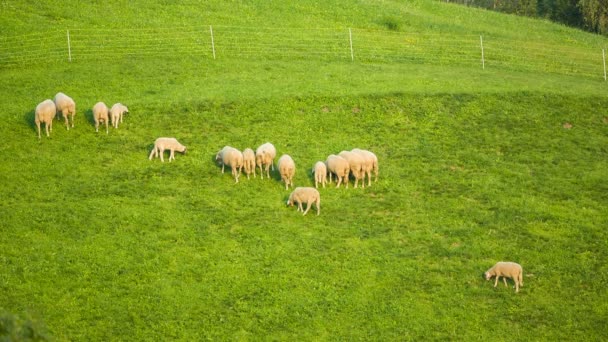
xmin=1 ymin=0 xmax=607 ymax=340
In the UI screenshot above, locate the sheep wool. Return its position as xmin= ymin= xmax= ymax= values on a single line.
xmin=148 ymin=137 xmax=187 ymax=162
xmin=325 ymin=154 xmax=350 ymax=188
xmin=35 ymin=99 xmax=57 ymax=139
xmin=312 ymin=161 xmax=327 ymax=188
xmin=485 ymin=261 xmax=524 ymax=293
xmin=287 ymin=187 xmax=321 ymax=216
xmin=242 ymin=148 xmax=256 ymax=179
xmin=278 ymin=154 xmax=296 ymax=190
xmin=351 ymin=148 xmax=378 ymax=186
xmin=110 ymin=103 xmax=129 ymax=129
xmin=255 ymin=142 xmax=276 ymax=179
xmin=215 ymin=146 xmax=244 ymax=183
xmin=92 ymin=102 xmax=110 ymax=134
xmin=54 ymin=92 xmax=76 ymax=130
xmin=338 ymin=150 xmax=366 ymax=188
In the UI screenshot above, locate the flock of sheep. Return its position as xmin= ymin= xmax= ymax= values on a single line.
xmin=34 ymin=93 xmax=524 ymax=293
xmin=210 ymin=142 xmax=379 ymax=216
xmin=34 ymin=92 xmax=128 ymax=138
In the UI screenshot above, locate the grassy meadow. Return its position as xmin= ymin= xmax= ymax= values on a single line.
xmin=1 ymin=0 xmax=607 ymax=340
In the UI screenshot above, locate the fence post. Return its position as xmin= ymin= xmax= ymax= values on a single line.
xmin=67 ymin=30 xmax=72 ymax=62
xmin=480 ymin=35 xmax=485 ymax=69
xmin=210 ymin=25 xmax=216 ymax=59
xmin=349 ymin=28 xmax=354 ymax=61
xmin=603 ymin=48 xmax=606 ymax=81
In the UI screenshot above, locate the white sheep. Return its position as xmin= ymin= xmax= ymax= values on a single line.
xmin=287 ymin=187 xmax=320 ymax=216
xmin=216 ymin=146 xmax=244 ymax=183
xmin=53 ymin=92 xmax=76 ymax=130
xmin=278 ymin=154 xmax=296 ymax=190
xmin=325 ymin=154 xmax=350 ymax=188
xmin=242 ymin=148 xmax=256 ymax=179
xmin=92 ymin=102 xmax=109 ymax=134
xmin=148 ymin=137 xmax=187 ymax=162
xmin=110 ymin=103 xmax=129 ymax=129
xmin=484 ymin=261 xmax=524 ymax=293
xmin=255 ymin=142 xmax=276 ymax=179
xmin=338 ymin=151 xmax=365 ymax=188
xmin=312 ymin=161 xmax=327 ymax=188
xmin=351 ymin=148 xmax=378 ymax=186
xmin=35 ymin=99 xmax=57 ymax=139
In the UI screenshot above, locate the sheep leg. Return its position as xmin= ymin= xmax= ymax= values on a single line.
xmin=36 ymin=122 xmax=41 ymax=139
xmin=316 ymin=198 xmax=320 ymax=215
xmin=169 ymin=149 xmax=175 ymax=162
xmin=159 ymin=148 xmax=165 ymax=162
xmin=63 ymin=113 xmax=69 ymax=130
xmin=45 ymin=122 xmax=51 ymax=137
xmin=303 ymin=201 xmax=311 ymax=216
xmin=148 ymin=147 xmax=157 ymax=160
xmin=494 ymin=276 xmax=499 ymax=288
xmin=503 ymin=277 xmax=508 ymax=287
xmin=297 ymin=202 xmax=303 ymax=213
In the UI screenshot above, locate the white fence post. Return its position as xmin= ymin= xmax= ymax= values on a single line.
xmin=480 ymin=35 xmax=485 ymax=69
xmin=210 ymin=25 xmax=216 ymax=59
xmin=349 ymin=28 xmax=354 ymax=61
xmin=603 ymin=48 xmax=606 ymax=81
xmin=67 ymin=30 xmax=72 ymax=62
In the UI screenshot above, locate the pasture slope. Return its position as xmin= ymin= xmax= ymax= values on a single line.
xmin=1 ymin=1 xmax=607 ymax=340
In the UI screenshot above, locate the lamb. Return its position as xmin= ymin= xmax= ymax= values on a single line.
xmin=148 ymin=137 xmax=187 ymax=162
xmin=325 ymin=154 xmax=350 ymax=188
xmin=109 ymin=103 xmax=129 ymax=129
xmin=287 ymin=187 xmax=320 ymax=216
xmin=53 ymin=92 xmax=76 ymax=130
xmin=215 ymin=146 xmax=244 ymax=183
xmin=351 ymin=148 xmax=378 ymax=186
xmin=484 ymin=261 xmax=524 ymax=293
xmin=312 ymin=161 xmax=327 ymax=188
xmin=34 ymin=99 xmax=57 ymax=139
xmin=242 ymin=148 xmax=256 ymax=179
xmin=277 ymin=154 xmax=296 ymax=190
xmin=92 ymin=102 xmax=109 ymax=134
xmin=255 ymin=142 xmax=276 ymax=179
xmin=338 ymin=150 xmax=366 ymax=188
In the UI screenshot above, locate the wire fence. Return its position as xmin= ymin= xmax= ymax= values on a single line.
xmin=0 ymin=25 xmax=606 ymax=80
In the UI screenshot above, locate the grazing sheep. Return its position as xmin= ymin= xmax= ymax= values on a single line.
xmin=93 ymin=102 xmax=109 ymax=134
xmin=53 ymin=92 xmax=76 ymax=130
xmin=338 ymin=151 xmax=365 ymax=188
xmin=110 ymin=103 xmax=129 ymax=129
xmin=215 ymin=146 xmax=244 ymax=183
xmin=148 ymin=137 xmax=187 ymax=162
xmin=255 ymin=142 xmax=276 ymax=179
xmin=484 ymin=261 xmax=524 ymax=293
xmin=35 ymin=99 xmax=57 ymax=139
xmin=287 ymin=187 xmax=320 ymax=216
xmin=312 ymin=161 xmax=327 ymax=188
xmin=325 ymin=154 xmax=350 ymax=188
xmin=351 ymin=148 xmax=378 ymax=186
xmin=242 ymin=148 xmax=256 ymax=179
xmin=278 ymin=154 xmax=296 ymax=190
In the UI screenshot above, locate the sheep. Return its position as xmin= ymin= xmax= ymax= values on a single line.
xmin=325 ymin=154 xmax=350 ymax=188
xmin=93 ymin=102 xmax=109 ymax=134
xmin=287 ymin=187 xmax=320 ymax=216
xmin=255 ymin=142 xmax=276 ymax=179
xmin=109 ymin=103 xmax=129 ymax=129
xmin=35 ymin=99 xmax=57 ymax=139
xmin=242 ymin=148 xmax=256 ymax=179
xmin=215 ymin=146 xmax=244 ymax=183
xmin=53 ymin=92 xmax=76 ymax=130
xmin=484 ymin=261 xmax=524 ymax=293
xmin=277 ymin=154 xmax=296 ymax=190
xmin=352 ymin=148 xmax=378 ymax=186
xmin=338 ymin=150 xmax=366 ymax=188
xmin=312 ymin=161 xmax=327 ymax=188
xmin=148 ymin=137 xmax=187 ymax=162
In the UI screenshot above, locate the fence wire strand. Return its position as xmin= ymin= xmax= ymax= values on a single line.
xmin=0 ymin=26 xmax=605 ymax=79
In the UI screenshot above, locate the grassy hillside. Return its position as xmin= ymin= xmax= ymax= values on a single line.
xmin=1 ymin=1 xmax=607 ymax=340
